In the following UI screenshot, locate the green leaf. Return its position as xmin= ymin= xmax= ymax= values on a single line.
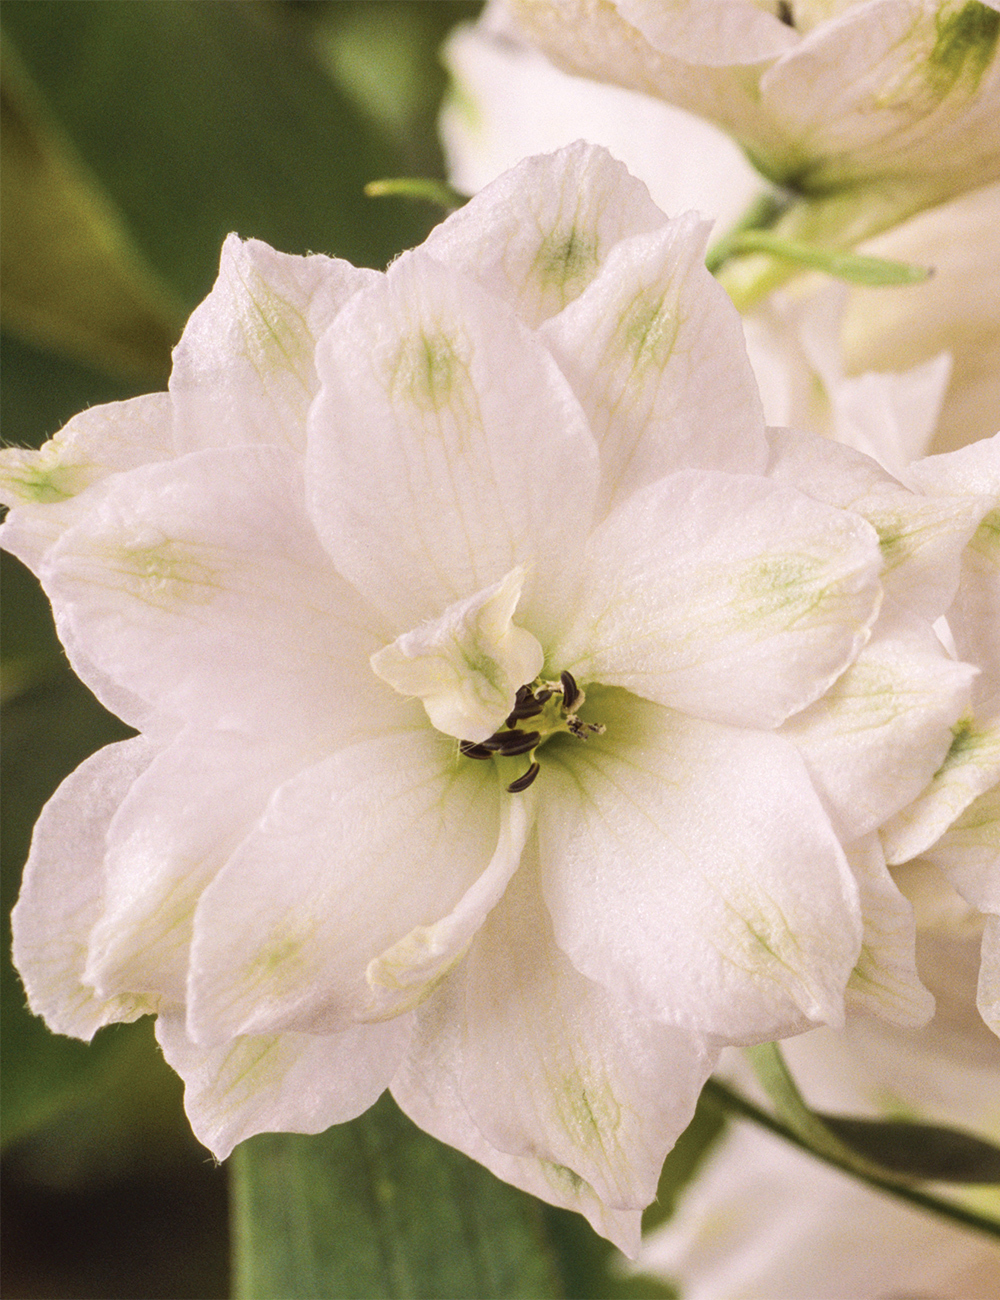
xmin=820 ymin=1115 xmax=1000 ymax=1184
xmin=0 ymin=37 xmax=185 ymax=383
xmin=231 ymin=1093 xmax=565 ymax=1300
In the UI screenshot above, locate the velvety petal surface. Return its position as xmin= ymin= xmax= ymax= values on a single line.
xmin=541 ymin=216 xmax=767 ymax=514
xmin=782 ymin=611 xmax=976 ymax=840
xmin=170 ymin=235 xmax=378 ymax=455
xmin=537 ymin=690 xmax=862 ymax=1042
xmin=842 ymin=834 xmax=934 ymax=1026
xmin=38 ymin=446 xmax=391 ymax=740
xmin=11 ymin=736 xmax=161 ymax=1040
xmin=424 ymin=141 xmax=668 ymax=328
xmin=84 ymin=731 xmax=315 ymax=1008
xmin=391 ymin=968 xmax=646 ymax=1256
xmin=307 ymin=251 xmax=599 ymax=645
xmin=553 ymin=470 xmax=882 ymax=729
xmin=457 ymin=840 xmax=716 ymax=1211
xmin=156 ymin=1011 xmax=413 ymax=1161
xmin=186 ymin=728 xmax=516 ymax=1043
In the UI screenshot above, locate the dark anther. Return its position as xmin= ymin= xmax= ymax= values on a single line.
xmin=559 ymin=670 xmax=581 ymax=711
xmin=505 ymin=698 xmax=544 ymax=725
xmin=507 ymin=761 xmax=540 ymax=793
xmin=494 ymin=729 xmax=541 ymax=756
xmin=777 ymin=0 xmax=794 ymax=25
xmin=534 ymin=689 xmax=552 ymax=704
xmin=459 ymin=740 xmax=494 ymax=759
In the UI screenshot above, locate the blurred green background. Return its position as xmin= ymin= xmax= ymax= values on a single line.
xmin=0 ymin=5 xmax=723 ymax=1296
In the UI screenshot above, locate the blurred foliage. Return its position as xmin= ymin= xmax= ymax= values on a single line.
xmin=0 ymin=3 xmax=724 ymax=1297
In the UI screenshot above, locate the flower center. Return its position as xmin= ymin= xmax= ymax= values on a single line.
xmin=458 ymin=670 xmax=605 ymax=793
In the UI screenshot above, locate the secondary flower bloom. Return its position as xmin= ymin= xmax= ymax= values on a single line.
xmin=0 ymin=145 xmax=981 ymax=1248
xmin=441 ymin=15 xmax=1000 ymax=461
xmin=501 ymin=0 xmax=1000 ymax=239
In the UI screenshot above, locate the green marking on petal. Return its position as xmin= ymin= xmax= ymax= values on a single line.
xmin=0 ymin=447 xmax=92 ymax=503
xmin=971 ymin=506 xmax=1000 ymax=560
xmin=533 ymin=228 xmax=599 ymax=298
xmin=614 ymin=288 xmax=678 ymax=372
xmin=540 ymin=1159 xmax=586 ymax=1196
xmin=233 ymin=264 xmax=313 ymax=391
xmin=107 ymin=539 xmax=220 ymax=610
xmin=389 ymin=329 xmax=472 ymax=415
xmin=928 ymin=0 xmax=1000 ymax=94
xmin=733 ymin=553 xmax=832 ymax=627
xmin=558 ymin=1073 xmax=621 ymax=1146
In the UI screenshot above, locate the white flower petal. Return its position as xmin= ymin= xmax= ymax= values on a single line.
xmin=365 ymin=789 xmax=533 ymax=1019
xmin=306 ymin=250 xmax=598 ymax=644
xmin=541 ymin=216 xmax=767 ymax=514
xmin=39 ymin=446 xmax=390 ymax=739
xmin=187 ymin=729 xmax=509 ymax=1043
xmin=391 ymin=968 xmax=646 ymax=1257
xmin=156 ymin=1010 xmax=411 ymax=1161
xmin=881 ymin=717 xmax=1000 ymax=864
xmin=11 ymin=737 xmax=161 ymax=1040
xmin=766 ymin=427 xmax=991 ymax=620
xmin=457 ymin=840 xmax=716 ymax=1211
xmin=842 ymin=834 xmax=935 ymax=1026
xmin=170 ymin=235 xmax=378 ymax=455
xmin=554 ymin=470 xmax=882 ymax=729
xmin=782 ymin=610 xmax=976 ymax=840
xmin=538 ymin=692 xmax=862 ymax=1041
xmin=371 ymin=567 xmax=544 ymax=742
xmin=426 ymin=141 xmax=668 ymax=328
xmin=84 ymin=732 xmax=312 ymax=1008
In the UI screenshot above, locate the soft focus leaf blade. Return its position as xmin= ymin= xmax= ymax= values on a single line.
xmin=231 ymin=1093 xmax=565 ymax=1300
xmin=0 ymin=37 xmax=184 ymax=383
xmin=821 ymin=1115 xmax=1000 ymax=1184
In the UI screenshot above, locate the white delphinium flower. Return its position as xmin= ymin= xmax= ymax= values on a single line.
xmin=0 ymin=146 xmax=979 ymax=1249
xmin=502 ymin=0 xmax=1000 ymax=241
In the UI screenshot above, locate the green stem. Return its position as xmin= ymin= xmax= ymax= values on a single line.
xmin=364 ymin=177 xmax=467 ymax=211
xmin=702 ymin=1075 xmax=1000 ymax=1242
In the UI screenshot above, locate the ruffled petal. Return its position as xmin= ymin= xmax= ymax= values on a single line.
xmin=186 ymin=728 xmax=511 ymax=1043
xmin=170 ymin=234 xmax=378 ymax=455
xmin=554 ymin=470 xmax=882 ymax=729
xmin=457 ymin=841 xmax=716 ymax=1211
xmin=842 ymin=834 xmax=934 ymax=1026
xmin=541 ymin=216 xmax=767 ymax=515
xmin=537 ymin=691 xmax=862 ymax=1042
xmin=156 ymin=1010 xmax=411 ymax=1161
xmin=782 ymin=609 xmax=976 ymax=840
xmin=84 ymin=731 xmax=314 ymax=1007
xmin=306 ymin=249 xmax=599 ymax=645
xmin=391 ymin=967 xmax=646 ymax=1256
xmin=11 ymin=737 xmax=161 ymax=1040
xmin=38 ymin=446 xmax=391 ymax=740
xmin=425 ymin=141 xmax=667 ymax=327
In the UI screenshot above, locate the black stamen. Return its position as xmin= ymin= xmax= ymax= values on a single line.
xmin=559 ymin=670 xmax=580 ymax=711
xmin=459 ymin=740 xmax=494 ymax=759
xmin=777 ymin=0 xmax=794 ymax=25
xmin=534 ymin=689 xmax=552 ymax=704
xmin=506 ymin=699 xmax=544 ymax=725
xmin=507 ymin=761 xmax=540 ymax=793
xmin=494 ymin=729 xmax=541 ymax=756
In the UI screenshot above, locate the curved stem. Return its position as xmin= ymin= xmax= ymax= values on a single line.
xmin=702 ymin=1078 xmax=1000 ymax=1242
